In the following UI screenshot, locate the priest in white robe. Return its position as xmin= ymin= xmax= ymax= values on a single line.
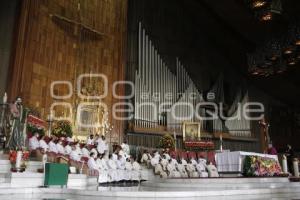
xmin=86 ymin=135 xmax=94 ymax=145
xmin=95 ymin=154 xmax=109 ymax=183
xmin=116 ymin=155 xmax=126 ymax=181
xmin=97 ymin=135 xmax=108 ymax=154
xmin=87 ymin=152 xmax=98 ymax=171
xmin=207 ymin=162 xmax=219 ymax=178
xmin=81 ymin=146 xmax=90 ymax=158
xmin=121 ymin=140 xmax=130 ymax=155
xmin=124 ymin=158 xmax=133 ymax=181
xmin=90 ymin=148 xmax=98 ymax=157
xmin=64 ymin=143 xmax=72 ymax=155
xmin=39 ymin=136 xmax=49 ymax=152
xmin=167 ymin=159 xmax=181 ymax=178
xmin=140 ymin=150 xmax=152 ymax=167
xmin=196 ymin=158 xmax=208 ymax=178
xmin=131 ymin=157 xmax=141 ymax=181
xmin=107 ymin=155 xmax=120 ymax=182
xmin=56 ymin=140 xmax=65 ymax=155
xmin=151 ymin=151 xmax=160 ymax=167
xmin=48 ymin=139 xmax=58 ymax=153
xmin=29 ymin=133 xmax=40 ymax=150
xmin=75 ymin=143 xmax=82 ymax=155
xmin=177 ymin=161 xmax=188 ymax=178
xmin=70 ymin=146 xmax=81 ymax=161
xmin=186 ymin=162 xmax=199 ymax=178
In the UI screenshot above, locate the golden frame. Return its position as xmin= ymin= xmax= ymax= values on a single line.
xmin=182 ymin=122 xmax=201 ymax=141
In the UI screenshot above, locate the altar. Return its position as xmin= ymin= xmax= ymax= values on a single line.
xmin=216 ymin=151 xmax=279 ymax=174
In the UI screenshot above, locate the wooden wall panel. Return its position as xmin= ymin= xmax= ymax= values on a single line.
xmin=8 ymin=0 xmax=127 ymax=143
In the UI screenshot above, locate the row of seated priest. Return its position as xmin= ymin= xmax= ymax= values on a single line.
xmin=140 ymin=149 xmax=219 ymax=178
xmin=28 ymin=132 xmax=218 ymax=182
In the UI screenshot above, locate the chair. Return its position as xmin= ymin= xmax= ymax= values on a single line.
xmin=188 ymin=151 xmax=197 ymax=159
xmin=207 ymin=151 xmax=216 ymax=165
xmin=197 ymin=151 xmax=207 ymax=160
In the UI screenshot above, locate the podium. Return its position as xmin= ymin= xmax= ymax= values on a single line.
xmin=44 ymin=163 xmax=69 ymax=187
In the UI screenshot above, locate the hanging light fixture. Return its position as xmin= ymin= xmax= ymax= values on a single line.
xmin=245 ymin=0 xmax=282 ymax=22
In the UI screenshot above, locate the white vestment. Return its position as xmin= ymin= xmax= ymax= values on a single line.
xmin=66 ymin=137 xmax=73 ymax=142
xmin=181 ymin=159 xmax=188 ymax=166
xmin=90 ymin=148 xmax=98 ymax=157
xmin=116 ymin=159 xmax=126 ymax=180
xmin=87 ymin=138 xmax=94 ymax=145
xmin=186 ymin=163 xmax=199 ymax=178
xmin=75 ymin=145 xmax=82 ymax=155
xmin=132 ymin=161 xmax=141 ymax=181
xmin=87 ymin=157 xmax=98 ymax=170
xmin=107 ymin=159 xmax=120 ymax=182
xmin=124 ymin=161 xmax=133 ymax=180
xmin=70 ymin=150 xmax=81 ymax=161
xmin=39 ymin=139 xmax=48 ymax=151
xmin=81 ymin=148 xmax=90 ymax=158
xmin=167 ymin=163 xmax=181 ymax=178
xmin=151 ymin=154 xmax=160 ymax=167
xmin=29 ymin=136 xmax=39 ymax=150
xmin=97 ymin=139 xmax=108 ymax=154
xmin=141 ymin=153 xmax=152 ymax=165
xmin=49 ymin=141 xmax=58 ymax=153
xmin=163 ymin=153 xmax=171 ymax=160
xmin=56 ymin=143 xmax=65 ymax=154
xmin=196 ymin=159 xmax=208 ymax=178
xmin=121 ymin=143 xmax=130 ymax=155
xmin=161 ymin=159 xmax=168 ymax=171
xmin=177 ymin=164 xmax=188 ymax=178
xmin=64 ymin=145 xmax=72 ymax=155
xmin=207 ymin=164 xmax=219 ymax=178
xmin=96 ymin=158 xmax=109 ymax=183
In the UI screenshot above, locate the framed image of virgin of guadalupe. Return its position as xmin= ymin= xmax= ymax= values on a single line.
xmin=182 ymin=122 xmax=201 ymax=141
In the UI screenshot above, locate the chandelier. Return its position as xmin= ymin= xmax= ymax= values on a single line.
xmin=245 ymin=0 xmax=282 ymax=21
xmin=248 ymin=23 xmax=300 ymax=77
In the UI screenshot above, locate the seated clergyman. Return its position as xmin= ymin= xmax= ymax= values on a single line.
xmin=29 ymin=132 xmax=40 ymax=150
xmin=56 ymin=140 xmax=65 ymax=155
xmin=196 ymin=158 xmax=208 ymax=178
xmin=39 ymin=136 xmax=49 ymax=152
xmin=48 ymin=137 xmax=58 ymax=153
xmin=70 ymin=145 xmax=81 ymax=161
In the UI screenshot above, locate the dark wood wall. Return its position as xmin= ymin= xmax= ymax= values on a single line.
xmin=8 ymin=0 xmax=128 ymax=142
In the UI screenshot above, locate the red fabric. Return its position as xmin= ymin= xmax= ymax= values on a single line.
xmin=207 ymin=151 xmax=216 ymax=165
xmin=188 ymin=151 xmax=197 ymax=159
xmin=44 ymin=136 xmax=51 ymax=144
xmin=170 ymin=151 xmax=177 ymax=159
xmin=81 ymin=157 xmax=89 ymax=163
xmin=180 ymin=151 xmax=188 ymax=160
xmin=197 ymin=151 xmax=207 ymax=159
xmin=27 ymin=132 xmax=33 ymax=139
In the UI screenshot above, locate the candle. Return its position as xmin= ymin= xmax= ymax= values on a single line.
xmin=3 ymin=93 xmax=7 ymax=104
xmin=16 ymin=151 xmax=23 ymax=169
xmin=282 ymin=156 xmax=288 ymax=173
xmin=293 ymin=159 xmax=299 ymax=177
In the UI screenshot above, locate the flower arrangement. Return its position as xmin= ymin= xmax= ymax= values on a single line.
xmin=9 ymin=150 xmax=17 ymax=164
xmin=27 ymin=123 xmax=45 ymax=136
xmin=243 ymin=155 xmax=282 ymax=177
xmin=52 ymin=120 xmax=73 ymax=138
xmin=9 ymin=149 xmax=30 ymax=171
xmin=159 ymin=134 xmax=175 ymax=149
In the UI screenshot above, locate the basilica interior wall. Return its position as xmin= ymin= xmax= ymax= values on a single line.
xmin=7 ymin=0 xmax=128 ymax=142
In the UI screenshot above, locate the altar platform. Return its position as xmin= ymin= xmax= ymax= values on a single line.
xmin=1 ymin=174 xmax=300 ymax=199
xmin=1 ymin=154 xmax=300 ymax=199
